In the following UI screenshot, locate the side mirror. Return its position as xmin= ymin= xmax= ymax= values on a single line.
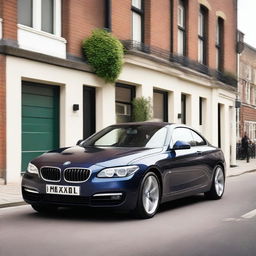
xmin=172 ymin=140 xmax=191 ymax=150
xmin=76 ymin=139 xmax=84 ymax=146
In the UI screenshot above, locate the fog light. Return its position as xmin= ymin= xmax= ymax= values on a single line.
xmin=111 ymin=195 xmax=122 ymax=200
xmin=93 ymin=192 xmax=123 ymax=200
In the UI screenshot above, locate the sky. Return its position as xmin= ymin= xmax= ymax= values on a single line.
xmin=238 ymin=0 xmax=256 ymax=48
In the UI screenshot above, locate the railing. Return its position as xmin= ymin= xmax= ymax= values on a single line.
xmin=236 ymin=143 xmax=256 ymax=160
xmin=122 ymin=40 xmax=237 ymax=87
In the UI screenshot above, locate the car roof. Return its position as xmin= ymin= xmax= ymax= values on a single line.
xmin=110 ymin=121 xmax=173 ymax=127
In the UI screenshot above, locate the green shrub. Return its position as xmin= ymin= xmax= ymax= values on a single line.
xmin=82 ymin=29 xmax=124 ymax=83
xmin=132 ymin=97 xmax=152 ymax=122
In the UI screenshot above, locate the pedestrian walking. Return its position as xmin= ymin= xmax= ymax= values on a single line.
xmin=241 ymin=132 xmax=250 ymax=163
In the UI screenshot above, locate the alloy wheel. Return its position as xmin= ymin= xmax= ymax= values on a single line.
xmin=214 ymin=167 xmax=224 ymax=196
xmin=142 ymin=175 xmax=160 ymax=215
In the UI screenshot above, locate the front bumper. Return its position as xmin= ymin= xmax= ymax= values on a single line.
xmin=22 ymin=171 xmax=143 ymax=211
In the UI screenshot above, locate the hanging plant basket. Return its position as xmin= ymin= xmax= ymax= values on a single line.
xmin=82 ymin=29 xmax=124 ymax=83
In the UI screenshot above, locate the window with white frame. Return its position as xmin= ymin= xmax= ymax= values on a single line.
xmin=198 ymin=6 xmax=208 ymax=65
xmin=18 ymin=0 xmax=61 ymax=37
xmin=177 ymin=0 xmax=186 ymax=56
xmin=132 ymin=0 xmax=144 ymax=43
xmin=18 ymin=0 xmax=33 ymax=27
xmin=17 ymin=0 xmax=65 ymax=58
xmin=245 ymin=82 xmax=251 ymax=104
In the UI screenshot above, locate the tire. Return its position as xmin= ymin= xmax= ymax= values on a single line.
xmin=31 ymin=204 xmax=58 ymax=214
xmin=134 ymin=172 xmax=160 ymax=219
xmin=205 ymin=165 xmax=225 ymax=200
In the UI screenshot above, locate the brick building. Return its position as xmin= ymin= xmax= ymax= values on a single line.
xmin=0 ymin=0 xmax=238 ymax=183
xmin=238 ymin=43 xmax=256 ymax=141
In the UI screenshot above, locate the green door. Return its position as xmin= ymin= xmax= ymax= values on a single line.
xmin=22 ymin=82 xmax=59 ymax=172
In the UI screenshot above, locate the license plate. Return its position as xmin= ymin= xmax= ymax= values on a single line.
xmin=46 ymin=185 xmax=80 ymax=195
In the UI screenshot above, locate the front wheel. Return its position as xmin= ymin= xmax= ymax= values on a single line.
xmin=205 ymin=165 xmax=225 ymax=200
xmin=134 ymin=172 xmax=160 ymax=219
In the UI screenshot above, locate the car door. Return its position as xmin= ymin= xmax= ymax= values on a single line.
xmin=160 ymin=127 xmax=206 ymax=196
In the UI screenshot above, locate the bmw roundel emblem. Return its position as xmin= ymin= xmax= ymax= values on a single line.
xmin=63 ymin=161 xmax=71 ymax=166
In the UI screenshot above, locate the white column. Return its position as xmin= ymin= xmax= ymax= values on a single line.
xmin=6 ymin=70 xmax=21 ymax=183
xmin=60 ymin=83 xmax=83 ymax=147
xmin=136 ymin=83 xmax=154 ymax=113
xmin=230 ymin=106 xmax=237 ymax=167
xmin=170 ymin=90 xmax=181 ymax=123
xmin=221 ymin=104 xmax=230 ymax=168
xmin=96 ymin=83 xmax=116 ymax=131
xmin=207 ymin=89 xmax=218 ymax=146
xmin=188 ymin=94 xmax=199 ymax=130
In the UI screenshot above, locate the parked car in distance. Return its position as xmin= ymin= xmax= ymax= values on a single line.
xmin=22 ymin=122 xmax=226 ymax=218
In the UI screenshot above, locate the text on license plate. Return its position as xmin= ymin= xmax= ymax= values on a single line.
xmin=46 ymin=185 xmax=80 ymax=195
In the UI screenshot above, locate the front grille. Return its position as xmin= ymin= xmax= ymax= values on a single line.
xmin=64 ymin=168 xmax=90 ymax=182
xmin=41 ymin=167 xmax=61 ymax=181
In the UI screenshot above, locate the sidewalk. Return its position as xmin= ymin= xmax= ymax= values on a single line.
xmin=0 ymin=159 xmax=256 ymax=208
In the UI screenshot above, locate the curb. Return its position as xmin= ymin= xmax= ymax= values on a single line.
xmin=227 ymin=168 xmax=256 ymax=178
xmin=0 ymin=201 xmax=26 ymax=209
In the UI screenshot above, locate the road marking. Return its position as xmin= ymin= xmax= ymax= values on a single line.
xmin=241 ymin=209 xmax=256 ymax=219
xmin=223 ymin=218 xmax=240 ymax=222
xmin=223 ymin=209 xmax=256 ymax=222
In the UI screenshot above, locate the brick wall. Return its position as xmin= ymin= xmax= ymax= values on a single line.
xmin=146 ymin=0 xmax=170 ymax=50
xmin=0 ymin=0 xmax=17 ymax=41
xmin=62 ymin=0 xmax=237 ymax=75
xmin=240 ymin=105 xmax=256 ymax=137
xmin=0 ymin=54 xmax=6 ymax=179
xmin=63 ymin=0 xmax=104 ymax=58
xmin=111 ymin=0 xmax=131 ymax=40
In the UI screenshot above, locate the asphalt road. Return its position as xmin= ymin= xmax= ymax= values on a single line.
xmin=1 ymin=172 xmax=256 ymax=256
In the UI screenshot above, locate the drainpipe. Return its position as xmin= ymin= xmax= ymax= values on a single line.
xmin=104 ymin=0 xmax=112 ymax=32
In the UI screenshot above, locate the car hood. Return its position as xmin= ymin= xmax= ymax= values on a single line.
xmin=32 ymin=146 xmax=162 ymax=168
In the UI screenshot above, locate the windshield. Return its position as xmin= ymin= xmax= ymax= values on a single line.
xmin=83 ymin=125 xmax=168 ymax=148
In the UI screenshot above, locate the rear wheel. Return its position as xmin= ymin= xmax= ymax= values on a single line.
xmin=205 ymin=165 xmax=225 ymax=200
xmin=135 ymin=172 xmax=160 ymax=219
xmin=31 ymin=204 xmax=58 ymax=214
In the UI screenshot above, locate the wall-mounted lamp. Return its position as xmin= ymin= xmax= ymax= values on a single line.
xmin=235 ymin=99 xmax=241 ymax=108
xmin=73 ymin=104 xmax=79 ymax=111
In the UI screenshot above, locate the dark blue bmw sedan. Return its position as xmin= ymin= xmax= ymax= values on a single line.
xmin=22 ymin=122 xmax=226 ymax=218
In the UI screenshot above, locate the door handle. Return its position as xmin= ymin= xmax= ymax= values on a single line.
xmin=197 ymin=151 xmax=202 ymax=156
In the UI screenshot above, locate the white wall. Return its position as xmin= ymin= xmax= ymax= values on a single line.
xmin=18 ymin=25 xmax=66 ymax=58
xmin=5 ymin=56 xmax=115 ymax=183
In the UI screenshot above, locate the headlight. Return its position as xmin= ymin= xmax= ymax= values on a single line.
xmin=27 ymin=162 xmax=39 ymax=174
xmin=97 ymin=165 xmax=139 ymax=178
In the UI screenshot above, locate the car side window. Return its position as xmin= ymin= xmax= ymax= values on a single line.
xmin=172 ymin=128 xmax=194 ymax=146
xmin=190 ymin=130 xmax=206 ymax=146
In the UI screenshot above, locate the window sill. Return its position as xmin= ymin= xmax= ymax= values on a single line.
xmin=17 ymin=24 xmax=66 ymax=58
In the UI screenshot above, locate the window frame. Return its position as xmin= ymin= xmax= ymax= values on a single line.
xmin=198 ymin=6 xmax=208 ymax=65
xmin=171 ymin=127 xmax=207 ymax=147
xmin=17 ymin=0 xmax=61 ymax=37
xmin=181 ymin=94 xmax=187 ymax=124
xmin=131 ymin=0 xmax=144 ymax=43
xmin=115 ymin=83 xmax=136 ymax=123
xmin=153 ymin=89 xmax=169 ymax=122
xmin=216 ymin=17 xmax=224 ymax=71
xmin=177 ymin=0 xmax=187 ymax=56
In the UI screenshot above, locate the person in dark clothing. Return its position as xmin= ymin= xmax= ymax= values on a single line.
xmin=241 ymin=132 xmax=250 ymax=162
